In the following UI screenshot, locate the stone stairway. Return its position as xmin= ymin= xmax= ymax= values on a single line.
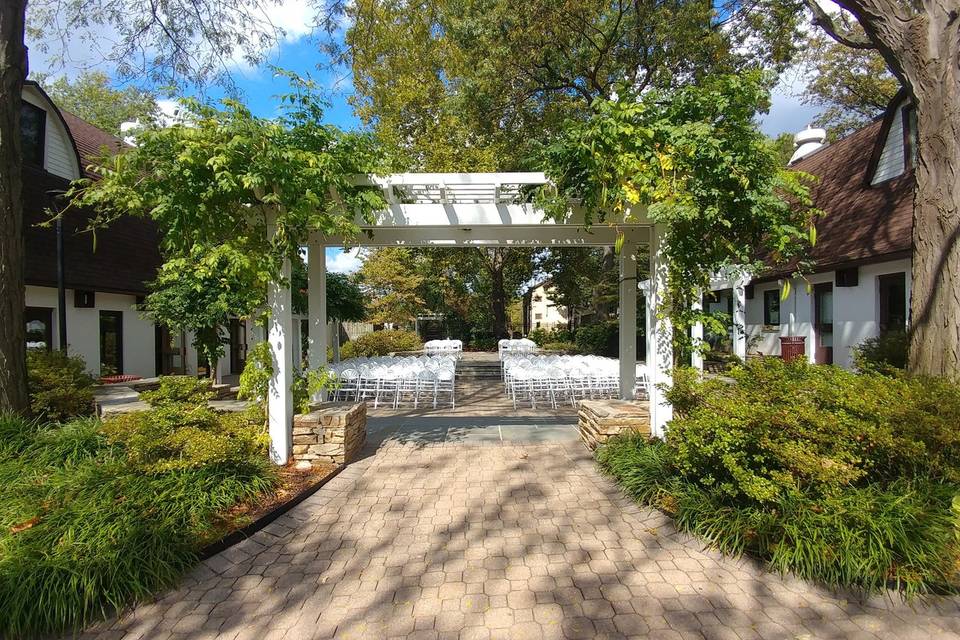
xmin=455 ymin=357 xmax=502 ymax=381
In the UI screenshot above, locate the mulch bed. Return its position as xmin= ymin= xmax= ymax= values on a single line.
xmin=200 ymin=461 xmax=340 ymax=559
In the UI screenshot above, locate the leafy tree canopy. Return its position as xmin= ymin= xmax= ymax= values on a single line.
xmin=144 ymin=244 xmax=266 ymax=378
xmin=32 ymin=71 xmax=159 ymax=135
xmin=338 ymin=0 xmax=804 ymax=170
xmin=291 ymin=259 xmax=367 ymax=322
xmin=538 ymin=72 xmax=818 ymax=342
xmin=800 ymin=31 xmax=900 ymax=140
xmin=357 ymin=247 xmax=426 ymax=325
xmin=68 ymin=73 xmax=386 ymax=280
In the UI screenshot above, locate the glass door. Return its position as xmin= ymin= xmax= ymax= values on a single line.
xmin=99 ymin=311 xmax=124 ymax=375
xmin=813 ymin=283 xmax=833 ymax=365
xmin=229 ymin=319 xmax=247 ymax=374
xmin=157 ymin=326 xmax=186 ymax=375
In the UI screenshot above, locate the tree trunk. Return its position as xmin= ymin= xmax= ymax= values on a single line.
xmin=907 ymin=84 xmax=960 ymax=377
xmin=902 ymin=3 xmax=960 ymax=378
xmin=490 ymin=250 xmax=509 ymax=340
xmin=0 ymin=0 xmax=29 ymax=414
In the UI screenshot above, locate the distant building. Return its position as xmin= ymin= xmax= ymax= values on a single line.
xmin=523 ymin=280 xmax=569 ymax=332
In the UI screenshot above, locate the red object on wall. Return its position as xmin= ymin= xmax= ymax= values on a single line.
xmin=780 ymin=336 xmax=806 ymax=363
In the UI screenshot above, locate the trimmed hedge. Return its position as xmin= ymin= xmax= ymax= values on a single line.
xmin=598 ymin=358 xmax=960 ymax=597
xmin=26 ymin=349 xmax=95 ymax=421
xmin=340 ymin=329 xmax=422 ymax=358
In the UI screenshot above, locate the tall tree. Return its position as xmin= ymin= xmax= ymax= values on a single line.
xmin=358 ymin=247 xmax=426 ymax=325
xmin=800 ymin=31 xmax=900 ymax=139
xmin=1 ymin=0 xmax=297 ymax=413
xmin=33 ymin=71 xmax=159 ymax=135
xmin=0 ymin=0 xmax=29 ymax=413
xmin=536 ymin=247 xmax=619 ymax=327
xmin=338 ymin=0 xmax=803 ymax=169
xmin=802 ymin=0 xmax=960 ymax=377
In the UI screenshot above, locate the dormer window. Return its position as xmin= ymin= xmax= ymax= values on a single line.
xmin=20 ymin=101 xmax=45 ymax=166
xmin=902 ymin=104 xmax=917 ymax=171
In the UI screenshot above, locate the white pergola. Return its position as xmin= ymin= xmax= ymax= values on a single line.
xmin=265 ymin=173 xmax=674 ymax=464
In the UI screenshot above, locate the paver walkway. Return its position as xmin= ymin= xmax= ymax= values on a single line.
xmin=83 ymin=438 xmax=960 ymax=640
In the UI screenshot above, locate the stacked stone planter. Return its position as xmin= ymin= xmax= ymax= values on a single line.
xmin=578 ymin=399 xmax=651 ymax=450
xmin=292 ymin=402 xmax=366 ymax=466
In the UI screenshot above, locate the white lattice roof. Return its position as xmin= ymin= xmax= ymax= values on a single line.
xmin=353 ymin=172 xmax=548 ymax=205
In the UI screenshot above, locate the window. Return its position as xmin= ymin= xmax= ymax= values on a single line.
xmin=99 ymin=311 xmax=123 ymax=375
xmin=903 ymin=105 xmax=917 ymax=170
xmin=534 ymin=313 xmax=542 ymax=320
xmin=20 ymin=101 xmax=45 ymax=166
xmin=763 ymin=290 xmax=780 ymax=326
xmin=878 ymin=272 xmax=907 ymax=333
xmin=25 ymin=307 xmax=53 ymax=350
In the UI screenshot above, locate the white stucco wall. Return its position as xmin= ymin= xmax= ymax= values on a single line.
xmin=26 ymin=285 xmax=157 ymax=378
xmin=745 ymin=258 xmax=911 ymax=369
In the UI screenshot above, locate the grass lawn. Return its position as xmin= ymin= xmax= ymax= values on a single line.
xmin=0 ymin=399 xmax=286 ymax=638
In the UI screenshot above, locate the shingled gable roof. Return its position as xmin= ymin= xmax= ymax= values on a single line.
xmin=59 ymin=109 xmax=130 ymax=178
xmin=22 ymin=99 xmax=162 ymax=296
xmin=754 ymin=107 xmax=915 ymax=283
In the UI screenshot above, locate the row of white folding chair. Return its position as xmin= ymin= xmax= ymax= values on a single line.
xmin=332 ymin=361 xmax=455 ymax=408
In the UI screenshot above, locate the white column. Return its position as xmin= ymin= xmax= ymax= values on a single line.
xmin=691 ymin=292 xmax=704 ymax=371
xmin=267 ymin=256 xmax=294 ymax=465
xmin=307 ymin=236 xmax=328 ymax=399
xmin=646 ymin=224 xmax=673 ymax=438
xmin=732 ymin=278 xmax=747 ymax=361
xmin=618 ymin=237 xmax=637 ymax=400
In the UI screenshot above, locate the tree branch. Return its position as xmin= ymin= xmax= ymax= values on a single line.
xmin=803 ymin=0 xmax=876 ymax=49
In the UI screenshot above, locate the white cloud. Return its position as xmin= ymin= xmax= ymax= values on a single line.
xmin=326 ymin=247 xmax=363 ymax=274
xmin=25 ymin=0 xmax=318 ymax=82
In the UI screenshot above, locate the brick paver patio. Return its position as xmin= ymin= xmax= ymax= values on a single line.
xmin=83 ymin=437 xmax=960 ymax=640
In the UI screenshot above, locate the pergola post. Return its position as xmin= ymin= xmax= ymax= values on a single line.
xmin=307 ymin=235 xmax=328 ymax=400
xmin=267 ymin=255 xmax=294 ymax=465
xmin=646 ymin=224 xmax=673 ymax=438
xmin=691 ymin=292 xmax=704 ymax=371
xmin=732 ymin=277 xmax=748 ymax=361
xmin=618 ymin=238 xmax=637 ymax=400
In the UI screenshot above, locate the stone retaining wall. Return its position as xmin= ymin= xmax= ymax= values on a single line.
xmin=578 ymin=399 xmax=651 ymax=450
xmin=292 ymin=403 xmax=366 ymax=466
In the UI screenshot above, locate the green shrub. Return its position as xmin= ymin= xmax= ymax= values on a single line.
xmin=0 ymin=412 xmax=276 ymax=637
xmin=598 ymin=357 xmax=960 ymax=596
xmin=340 ymin=329 xmax=422 ymax=358
xmin=26 ymin=349 xmax=95 ymax=421
xmin=468 ymin=337 xmax=498 ymax=352
xmin=598 ymin=435 xmax=960 ymax=597
xmin=529 ymin=327 xmax=573 ymax=346
xmin=237 ymin=341 xmax=336 ymax=415
xmin=664 ymin=358 xmax=960 ymax=503
xmin=541 ymin=341 xmax=578 ymax=353
xmin=141 ymin=375 xmax=214 ymax=407
xmin=854 ymin=330 xmax=908 ymax=373
xmin=575 ymin=321 xmax=619 ymax=356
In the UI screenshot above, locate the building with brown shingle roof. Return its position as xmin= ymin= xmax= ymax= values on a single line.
xmin=737 ymin=92 xmax=915 ymax=369
xmin=21 ymin=81 xmax=170 ymax=378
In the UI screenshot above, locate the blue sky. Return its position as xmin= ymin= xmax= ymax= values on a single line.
xmin=26 ymin=1 xmax=821 ymax=274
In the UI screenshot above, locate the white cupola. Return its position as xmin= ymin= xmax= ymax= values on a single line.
xmin=789 ymin=126 xmax=827 ymax=164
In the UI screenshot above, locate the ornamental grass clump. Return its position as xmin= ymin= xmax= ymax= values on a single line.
xmin=597 ymin=359 xmax=960 ymax=597
xmin=0 ymin=380 xmax=277 ymax=638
